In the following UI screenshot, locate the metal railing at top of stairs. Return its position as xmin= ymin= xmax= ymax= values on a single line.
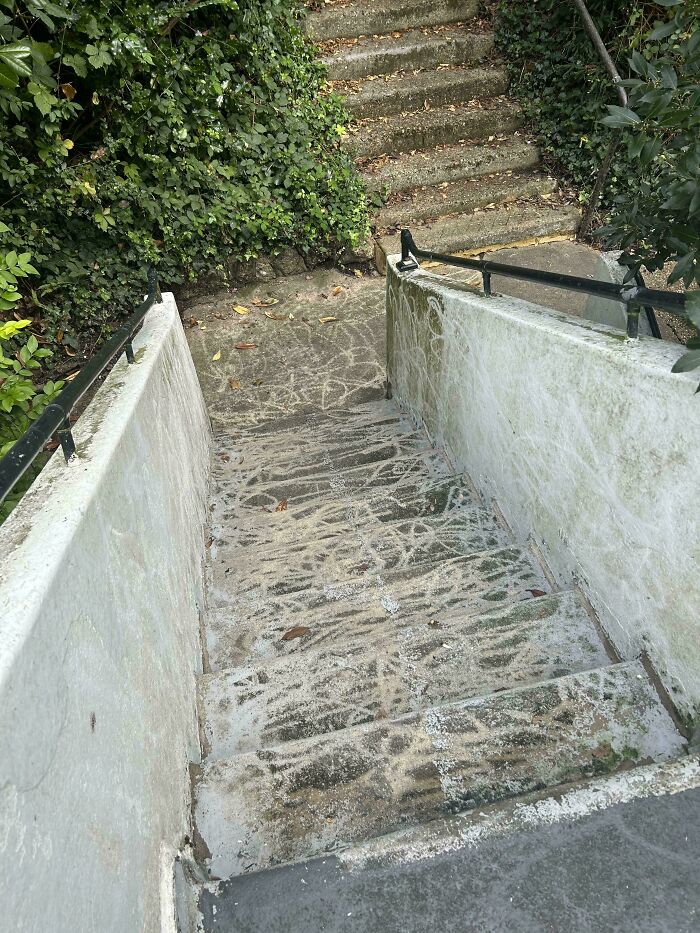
xmin=395 ymin=229 xmax=688 ymax=335
xmin=0 ymin=268 xmax=161 ymax=508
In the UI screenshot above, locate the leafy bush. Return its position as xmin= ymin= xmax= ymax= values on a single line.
xmin=0 ymin=0 xmax=368 ymax=355
xmin=0 ymin=246 xmax=63 ymax=519
xmin=600 ymin=0 xmax=700 ymax=289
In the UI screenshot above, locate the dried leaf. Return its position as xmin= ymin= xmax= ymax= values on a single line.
xmin=264 ymin=311 xmax=287 ymax=320
xmin=331 ymin=286 xmax=343 ymax=296
xmin=228 ymin=377 xmax=241 ymax=390
xmin=319 ymin=316 xmax=338 ymax=324
xmin=282 ymin=625 xmax=310 ymax=641
xmin=527 ymin=588 xmax=547 ymax=598
xmin=275 ymin=499 xmax=288 ymax=512
xmin=212 ymin=350 xmax=221 ymax=361
xmin=60 ymin=83 xmax=76 ymax=101
xmin=251 ymin=297 xmax=279 ymax=307
xmin=65 ymin=369 xmax=80 ymax=381
xmin=252 ymin=378 xmax=264 ymax=386
xmin=352 ymin=269 xmax=364 ymax=277
xmin=234 ymin=342 xmax=258 ymax=350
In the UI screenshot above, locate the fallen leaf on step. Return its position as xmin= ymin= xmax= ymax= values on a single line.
xmin=319 ymin=316 xmax=338 ymax=323
xmin=527 ymin=588 xmax=547 ymax=598
xmin=275 ymin=499 xmax=288 ymax=512
xmin=264 ymin=311 xmax=287 ymax=320
xmin=331 ymin=286 xmax=343 ymax=296
xmin=212 ymin=350 xmax=221 ymax=361
xmin=233 ymin=305 xmax=250 ymax=315
xmin=252 ymin=378 xmax=264 ymax=386
xmin=234 ymin=342 xmax=258 ymax=350
xmin=352 ymin=269 xmax=364 ymax=277
xmin=228 ymin=377 xmax=241 ymax=390
xmin=282 ymin=625 xmax=309 ymax=641
xmin=251 ymin=297 xmax=279 ymax=307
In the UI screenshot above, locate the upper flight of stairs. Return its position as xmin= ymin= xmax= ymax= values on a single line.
xmin=306 ymin=0 xmax=581 ymax=262
xmin=192 ymin=399 xmax=686 ymax=884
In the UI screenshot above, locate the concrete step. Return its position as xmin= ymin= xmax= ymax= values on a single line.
xmin=324 ymin=28 xmax=494 ymax=81
xmin=210 ymin=474 xmax=478 ymax=558
xmin=379 ymin=202 xmax=582 ymax=258
xmin=376 ymin=173 xmax=556 ymax=231
xmin=363 ymin=137 xmax=541 ymax=194
xmin=307 ymin=0 xmax=480 ymax=41
xmin=205 ymin=544 xmax=550 ymax=661
xmin=197 ymin=756 xmax=700 ymax=932
xmin=200 ymin=591 xmax=610 ymax=758
xmin=193 ymin=660 xmax=685 ymax=878
xmin=351 ymin=99 xmax=522 ymax=160
xmin=207 ymin=501 xmax=511 ymax=599
xmin=344 ymin=65 xmax=508 ymax=120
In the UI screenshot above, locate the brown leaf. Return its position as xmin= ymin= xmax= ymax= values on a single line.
xmin=233 ymin=305 xmax=249 ymax=315
xmin=228 ymin=377 xmax=241 ymax=390
xmin=331 ymin=286 xmax=343 ymax=297
xmin=264 ymin=311 xmax=287 ymax=320
xmin=251 ymin=297 xmax=280 ymax=307
xmin=60 ymin=83 xmax=76 ymax=101
xmin=527 ymin=588 xmax=547 ymax=598
xmin=319 ymin=316 xmax=338 ymax=324
xmin=281 ymin=625 xmax=309 ymax=641
xmin=275 ymin=499 xmax=288 ymax=512
xmin=234 ymin=342 xmax=258 ymax=350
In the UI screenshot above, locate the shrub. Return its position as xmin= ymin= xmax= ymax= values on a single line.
xmin=0 ymin=1 xmax=368 ymax=354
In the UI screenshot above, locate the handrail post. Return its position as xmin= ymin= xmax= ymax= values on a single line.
xmin=396 ymin=229 xmax=419 ymax=272
xmin=57 ymin=417 xmax=76 ymax=462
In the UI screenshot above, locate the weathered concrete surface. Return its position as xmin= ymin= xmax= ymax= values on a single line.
xmin=351 ymin=99 xmax=523 ymax=161
xmin=199 ymin=757 xmax=700 ymax=932
xmin=307 ymin=0 xmax=479 ymax=41
xmin=344 ymin=65 xmax=509 ymax=121
xmin=0 ymin=296 xmax=211 ymax=932
xmin=184 ymin=270 xmax=386 ymax=430
xmin=387 ymin=259 xmax=700 ymax=719
xmin=362 ymin=137 xmax=541 ymax=194
xmin=200 ymin=591 xmax=610 ymax=757
xmin=324 ymin=29 xmax=494 ymax=81
xmin=194 ymin=660 xmax=683 ymax=878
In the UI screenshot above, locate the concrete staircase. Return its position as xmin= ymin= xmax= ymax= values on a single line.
xmin=306 ymin=0 xmax=581 ymax=262
xmin=191 ymin=398 xmax=686 ymax=886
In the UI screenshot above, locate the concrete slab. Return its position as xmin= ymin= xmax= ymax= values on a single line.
xmin=198 ymin=764 xmax=700 ymax=932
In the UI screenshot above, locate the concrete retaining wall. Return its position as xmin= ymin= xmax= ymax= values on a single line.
xmin=0 ymin=295 xmax=211 ymax=932
xmin=387 ymin=260 xmax=700 ymax=723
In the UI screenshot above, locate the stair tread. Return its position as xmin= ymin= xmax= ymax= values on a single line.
xmin=351 ymin=98 xmax=522 ymax=161
xmin=343 ymin=64 xmax=509 ymax=120
xmin=205 ymin=545 xmax=549 ymax=661
xmin=325 ymin=28 xmax=494 ymax=81
xmin=194 ymin=659 xmax=685 ymax=878
xmin=207 ymin=502 xmax=510 ymax=599
xmin=308 ymin=0 xmax=480 ymax=41
xmin=200 ymin=591 xmax=611 ymax=758
xmin=377 ymin=172 xmax=556 ymax=231
xmin=364 ymin=136 xmax=540 ymax=194
xmin=379 ymin=201 xmax=581 ymax=257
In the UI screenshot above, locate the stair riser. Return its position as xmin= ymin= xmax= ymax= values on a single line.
xmin=352 ymin=107 xmax=523 ymax=161
xmin=201 ymin=593 xmax=610 ymax=758
xmin=194 ymin=662 xmax=684 ymax=878
xmin=346 ymin=68 xmax=509 ymax=120
xmin=308 ymin=0 xmax=480 ymax=41
xmin=377 ymin=176 xmax=556 ymax=230
xmin=379 ymin=205 xmax=581 ymax=257
xmin=326 ymin=33 xmax=493 ymax=81
xmin=363 ymin=141 xmax=541 ymax=194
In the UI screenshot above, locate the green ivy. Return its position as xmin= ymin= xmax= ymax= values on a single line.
xmin=0 ymin=1 xmax=369 ymax=355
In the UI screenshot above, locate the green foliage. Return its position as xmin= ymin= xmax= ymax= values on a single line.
xmin=494 ymin=0 xmax=650 ymax=209
xmin=0 ymin=247 xmax=64 ymax=519
xmin=0 ymin=0 xmax=368 ymax=352
xmin=599 ymin=0 xmax=700 ymax=290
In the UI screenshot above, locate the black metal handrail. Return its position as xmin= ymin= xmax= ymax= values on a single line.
xmin=0 ymin=268 xmax=161 ymax=506
xmin=396 ymin=229 xmax=687 ymax=337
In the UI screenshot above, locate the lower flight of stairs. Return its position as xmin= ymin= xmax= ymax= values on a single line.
xmin=192 ymin=398 xmax=687 ymax=884
xmin=306 ymin=0 xmax=581 ymax=263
